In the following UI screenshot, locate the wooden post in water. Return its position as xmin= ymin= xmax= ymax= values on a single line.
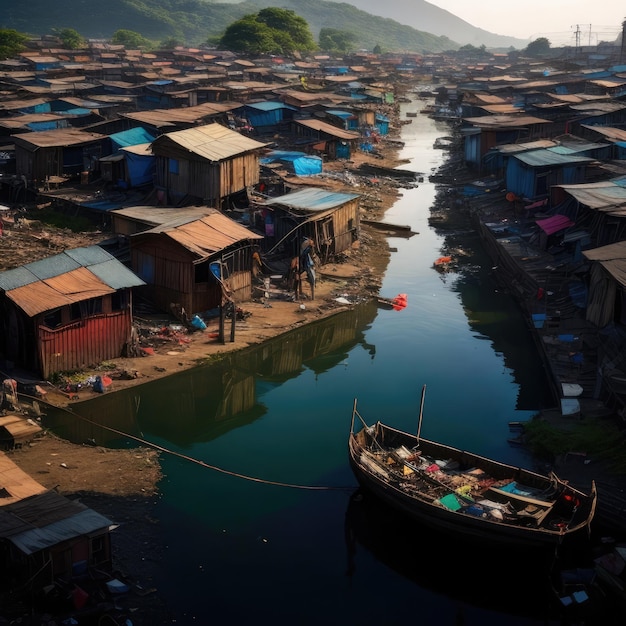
xmin=230 ymin=300 xmax=236 ymax=342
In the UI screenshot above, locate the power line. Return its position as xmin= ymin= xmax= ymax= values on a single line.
xmin=23 ymin=393 xmax=356 ymax=492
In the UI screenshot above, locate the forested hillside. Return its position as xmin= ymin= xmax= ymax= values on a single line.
xmin=2 ymin=0 xmax=457 ymax=52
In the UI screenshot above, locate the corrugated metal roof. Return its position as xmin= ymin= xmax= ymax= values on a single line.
xmin=123 ymin=101 xmax=243 ymax=128
xmin=0 ymin=246 xmax=145 ymax=316
xmin=136 ymin=212 xmax=262 ymax=261
xmin=245 ymin=101 xmax=297 ymax=112
xmin=0 ymin=114 xmax=66 ymax=130
xmin=556 ymin=180 xmax=626 ymax=209
xmin=88 ymin=258 xmax=146 ymax=290
xmin=551 ymin=93 xmax=609 ymax=103
xmin=514 ymin=150 xmax=592 ymax=167
xmin=583 ymin=241 xmax=626 ymax=288
xmin=497 ymin=140 xmax=557 ymax=154
xmin=7 ymin=267 xmax=116 ymax=317
xmin=478 ymin=104 xmax=524 ymax=114
xmin=570 ymin=102 xmax=626 ymax=113
xmin=0 ymin=97 xmax=48 ymax=111
xmin=293 ymin=118 xmax=360 ymax=140
xmin=65 ymin=245 xmax=115 ymax=266
xmin=22 ymin=254 xmax=82 ymax=281
xmin=2 ymin=497 xmax=111 ymax=555
xmin=0 ymin=266 xmax=40 ymax=292
xmin=463 ymin=115 xmax=550 ymax=129
xmin=263 ymin=187 xmax=360 ymax=212
xmin=153 ymin=122 xmax=268 ymax=161
xmin=12 ymin=128 xmax=107 ymax=148
xmin=114 ymin=206 xmax=216 ymax=227
xmin=550 ymin=143 xmax=607 ymax=155
xmin=582 ymin=125 xmax=626 ymax=142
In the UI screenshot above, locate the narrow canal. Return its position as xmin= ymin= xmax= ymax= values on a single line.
xmin=54 ymin=98 xmax=568 ymax=624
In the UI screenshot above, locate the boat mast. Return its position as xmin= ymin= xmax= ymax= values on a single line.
xmin=416 ymin=384 xmax=426 ymax=445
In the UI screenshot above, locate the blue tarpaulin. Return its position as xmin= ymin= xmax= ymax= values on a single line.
xmin=123 ymin=149 xmax=155 ymax=187
xmin=109 ymin=127 xmax=155 ymax=151
xmin=260 ymin=150 xmax=322 ymax=176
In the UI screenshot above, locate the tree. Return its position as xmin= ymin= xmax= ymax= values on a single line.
xmin=111 ymin=29 xmax=152 ymax=49
xmin=219 ymin=9 xmax=316 ymax=55
xmin=257 ymin=8 xmax=316 ymax=51
xmin=56 ymin=28 xmax=85 ymax=50
xmin=0 ymin=28 xmax=28 ymax=60
xmin=524 ymin=37 xmax=551 ymax=57
xmin=159 ymin=36 xmax=182 ymax=50
xmin=220 ymin=16 xmax=276 ymax=55
xmin=319 ymin=28 xmax=357 ymax=53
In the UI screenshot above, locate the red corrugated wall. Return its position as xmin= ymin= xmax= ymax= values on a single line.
xmin=38 ymin=312 xmax=132 ymax=378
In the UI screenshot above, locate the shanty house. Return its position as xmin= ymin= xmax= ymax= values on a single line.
xmin=461 ymin=115 xmax=551 ymax=171
xmin=150 ymin=123 xmax=268 ymax=207
xmin=259 ymin=187 xmax=360 ymax=264
xmin=289 ymin=118 xmax=360 ymax=160
xmin=0 ymin=246 xmax=145 ymax=378
xmin=0 ymin=453 xmax=112 ymax=588
xmin=12 ymin=128 xmax=110 ymax=185
xmin=550 ymin=178 xmax=626 ymax=249
xmin=99 ymin=126 xmax=156 ymax=189
xmin=239 ymin=101 xmax=298 ymax=131
xmin=583 ymin=241 xmax=626 ymax=329
xmin=130 ymin=209 xmax=263 ymax=316
xmin=505 ymin=149 xmax=592 ymax=201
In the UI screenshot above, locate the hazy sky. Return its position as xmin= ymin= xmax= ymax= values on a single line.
xmin=429 ymin=0 xmax=624 ymax=44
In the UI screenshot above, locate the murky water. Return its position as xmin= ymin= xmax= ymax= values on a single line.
xmin=47 ymin=98 xmax=566 ymax=624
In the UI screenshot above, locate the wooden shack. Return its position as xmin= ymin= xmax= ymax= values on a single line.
xmin=258 ymin=187 xmax=360 ymax=264
xmin=12 ymin=127 xmax=110 ymax=185
xmin=0 ymin=453 xmax=112 ymax=588
xmin=130 ymin=209 xmax=263 ymax=316
xmin=289 ymin=118 xmax=360 ymax=160
xmin=0 ymin=245 xmax=145 ymax=378
xmin=150 ymin=122 xmax=267 ymax=207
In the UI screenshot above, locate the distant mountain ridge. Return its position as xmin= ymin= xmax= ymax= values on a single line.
xmin=1 ymin=0 xmax=527 ymax=51
xmin=329 ymin=0 xmax=529 ymax=48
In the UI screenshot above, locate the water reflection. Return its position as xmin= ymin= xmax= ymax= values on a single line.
xmin=42 ymin=301 xmax=380 ymax=448
xmin=344 ymin=489 xmax=561 ymax=622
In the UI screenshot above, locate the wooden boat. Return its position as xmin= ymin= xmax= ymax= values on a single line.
xmin=348 ymin=386 xmax=597 ymax=549
xmin=361 ymin=219 xmax=417 ymax=237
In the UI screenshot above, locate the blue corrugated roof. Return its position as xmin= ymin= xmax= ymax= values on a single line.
xmin=514 ymin=150 xmax=592 ymax=167
xmin=26 ymin=255 xmax=81 ymax=280
xmin=88 ymin=258 xmax=146 ymax=289
xmin=245 ymin=101 xmax=297 ymax=112
xmin=0 ymin=266 xmax=39 ymax=291
xmin=265 ymin=187 xmax=359 ymax=211
xmin=65 ymin=246 xmax=116 ymax=266
xmin=326 ymin=110 xmax=354 ymax=119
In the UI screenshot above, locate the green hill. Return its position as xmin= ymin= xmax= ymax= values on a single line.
xmin=1 ymin=0 xmax=457 ymax=52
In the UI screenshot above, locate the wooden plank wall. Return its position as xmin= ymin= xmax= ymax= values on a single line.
xmin=155 ymin=153 xmax=259 ymax=206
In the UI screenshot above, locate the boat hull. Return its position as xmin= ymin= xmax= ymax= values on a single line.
xmin=348 ymin=416 xmax=597 ymax=550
